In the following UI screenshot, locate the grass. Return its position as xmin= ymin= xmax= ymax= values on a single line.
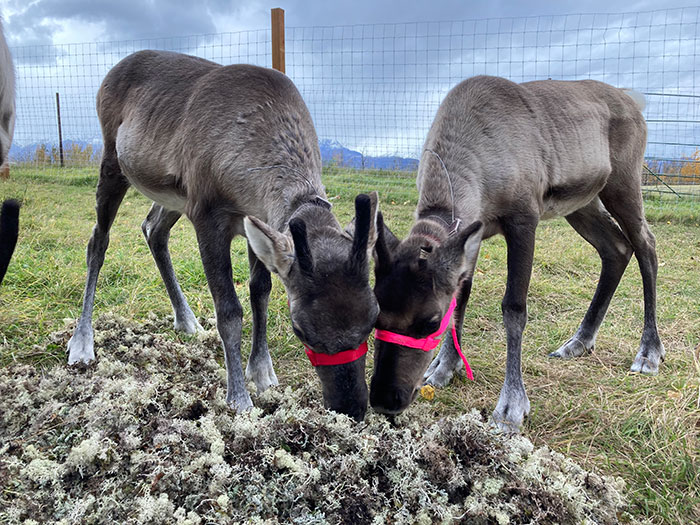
xmin=1 ymin=167 xmax=699 ymax=524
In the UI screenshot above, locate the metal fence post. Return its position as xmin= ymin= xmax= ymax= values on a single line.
xmin=55 ymin=92 xmax=64 ymax=168
xmin=271 ymin=8 xmax=285 ymax=74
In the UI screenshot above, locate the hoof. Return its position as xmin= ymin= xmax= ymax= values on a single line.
xmin=491 ymin=386 xmax=530 ymax=434
xmin=174 ymin=315 xmax=204 ymax=334
xmin=246 ymin=356 xmax=279 ymax=393
xmin=549 ymin=337 xmax=592 ymax=359
xmin=630 ymin=340 xmax=665 ymax=375
xmin=67 ymin=327 xmax=96 ymax=365
xmin=227 ymin=391 xmax=254 ymax=413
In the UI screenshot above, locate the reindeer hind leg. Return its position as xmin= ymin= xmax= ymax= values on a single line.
xmin=67 ymin=148 xmax=130 ymax=365
xmin=551 ymin=197 xmax=633 ymax=359
xmin=600 ymin=182 xmax=664 ymax=374
xmin=141 ymin=203 xmax=203 ymax=334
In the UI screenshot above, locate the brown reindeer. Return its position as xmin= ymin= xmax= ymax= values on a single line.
xmin=67 ymin=50 xmax=379 ymax=421
xmin=371 ymin=76 xmax=663 ymax=431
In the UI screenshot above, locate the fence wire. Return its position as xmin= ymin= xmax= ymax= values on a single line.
xmin=6 ymin=7 xmax=700 ymax=199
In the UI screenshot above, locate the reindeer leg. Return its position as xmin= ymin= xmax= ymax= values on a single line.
xmin=424 ymin=277 xmax=472 ymax=387
xmin=193 ymin=215 xmax=252 ymax=412
xmin=68 ymin=154 xmax=129 ymax=365
xmin=142 ymin=203 xmax=202 ymax=334
xmin=601 ymin=189 xmax=665 ymax=374
xmin=245 ymin=244 xmax=279 ymax=392
xmin=68 ymin=151 xmax=130 ymax=365
xmin=551 ymin=198 xmax=633 ymax=358
xmin=491 ymin=215 xmax=537 ymax=433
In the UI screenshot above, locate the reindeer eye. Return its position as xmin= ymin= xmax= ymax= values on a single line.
xmin=291 ymin=323 xmax=306 ymax=341
xmin=413 ymin=316 xmax=441 ymax=336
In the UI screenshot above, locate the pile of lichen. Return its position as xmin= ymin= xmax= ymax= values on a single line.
xmin=1 ymin=314 xmax=630 ymax=524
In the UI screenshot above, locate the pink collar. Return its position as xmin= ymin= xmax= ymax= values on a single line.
xmin=374 ymin=296 xmax=474 ymax=380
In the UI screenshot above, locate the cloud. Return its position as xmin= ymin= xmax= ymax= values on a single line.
xmin=5 ymin=0 xmax=698 ymax=160
xmin=4 ymin=0 xmax=240 ymax=46
xmin=2 ymin=0 xmax=678 ymax=52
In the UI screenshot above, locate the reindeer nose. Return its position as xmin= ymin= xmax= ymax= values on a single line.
xmin=370 ymin=384 xmax=415 ymax=415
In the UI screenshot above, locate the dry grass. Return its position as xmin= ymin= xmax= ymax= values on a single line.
xmin=1 ymin=167 xmax=699 ymax=523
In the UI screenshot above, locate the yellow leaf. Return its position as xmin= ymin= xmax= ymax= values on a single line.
xmin=667 ymin=390 xmax=682 ymax=401
xmin=420 ymin=385 xmax=435 ymax=401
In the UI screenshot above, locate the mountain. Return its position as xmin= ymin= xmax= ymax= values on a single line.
xmin=319 ymin=139 xmax=418 ymax=171
xmin=8 ymin=138 xmax=671 ymax=176
xmin=9 ymin=138 xmax=419 ymax=171
xmin=8 ymin=139 xmax=102 ymax=163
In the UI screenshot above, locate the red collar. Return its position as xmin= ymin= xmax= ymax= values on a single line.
xmin=304 ymin=341 xmax=368 ymax=367
xmin=288 ymin=299 xmax=369 ymax=367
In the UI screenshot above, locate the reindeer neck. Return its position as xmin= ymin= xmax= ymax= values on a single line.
xmin=262 ymin=176 xmax=330 ymax=231
xmin=415 ymin=146 xmax=461 ymax=228
xmin=407 ymin=209 xmax=453 ymax=248
xmin=285 ymin=194 xmax=338 ymax=233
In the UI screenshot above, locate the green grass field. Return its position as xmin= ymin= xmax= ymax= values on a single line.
xmin=1 ymin=167 xmax=699 ymax=524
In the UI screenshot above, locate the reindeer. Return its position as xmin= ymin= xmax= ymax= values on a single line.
xmin=0 ymin=15 xmax=18 ymax=285
xmin=67 ymin=50 xmax=379 ymax=421
xmin=370 ymin=76 xmax=664 ymax=432
xmin=0 ymin=15 xmax=13 ymax=170
xmin=0 ymin=198 xmax=18 ymax=284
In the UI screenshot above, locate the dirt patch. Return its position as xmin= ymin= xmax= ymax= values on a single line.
xmin=0 ymin=314 xmax=632 ymax=524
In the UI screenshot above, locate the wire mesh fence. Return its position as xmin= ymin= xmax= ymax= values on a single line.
xmin=6 ymin=7 xmax=700 ymax=200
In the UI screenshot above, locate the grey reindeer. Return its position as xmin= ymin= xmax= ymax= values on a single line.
xmin=0 ymin=16 xmax=14 ymax=169
xmin=370 ymin=76 xmax=664 ymax=432
xmin=67 ymin=50 xmax=380 ymax=421
xmin=0 ymin=15 xmax=19 ymax=286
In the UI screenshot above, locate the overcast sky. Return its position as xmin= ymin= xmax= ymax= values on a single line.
xmin=3 ymin=0 xmax=698 ymax=47
xmin=3 ymin=1 xmax=699 ymax=160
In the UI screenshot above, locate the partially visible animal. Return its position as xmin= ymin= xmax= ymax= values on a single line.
xmin=0 ymin=198 xmax=19 ymax=284
xmin=0 ymin=15 xmax=14 ymax=168
xmin=371 ymin=76 xmax=663 ymax=432
xmin=0 ymin=16 xmax=18 ymax=285
xmin=68 ymin=50 xmax=380 ymax=421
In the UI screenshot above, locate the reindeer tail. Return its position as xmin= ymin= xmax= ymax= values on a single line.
xmin=0 ymin=198 xmax=19 ymax=285
xmin=622 ymin=89 xmax=646 ymax=112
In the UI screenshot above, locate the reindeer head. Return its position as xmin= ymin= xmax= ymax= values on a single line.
xmin=370 ymin=215 xmax=482 ymax=415
xmin=244 ymin=193 xmax=380 ymax=421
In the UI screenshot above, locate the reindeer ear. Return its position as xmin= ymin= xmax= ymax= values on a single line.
xmin=365 ymin=191 xmax=379 ymax=251
xmin=344 ymin=191 xmax=380 ymax=250
xmin=374 ymin=212 xmax=400 ymax=276
xmin=289 ymin=218 xmax=314 ymax=276
xmin=432 ymin=220 xmax=483 ymax=282
xmin=348 ymin=194 xmax=371 ymax=272
xmin=244 ymin=216 xmax=295 ymax=276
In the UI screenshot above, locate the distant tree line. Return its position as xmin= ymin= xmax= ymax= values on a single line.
xmin=11 ymin=142 xmax=700 ymax=186
xmin=14 ymin=142 xmax=103 ymax=167
xmin=645 ymin=149 xmax=700 ymax=185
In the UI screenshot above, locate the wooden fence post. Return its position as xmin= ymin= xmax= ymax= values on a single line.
xmin=271 ymin=8 xmax=285 ymax=74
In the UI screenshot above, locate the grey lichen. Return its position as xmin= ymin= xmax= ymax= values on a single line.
xmin=0 ymin=313 xmax=634 ymax=524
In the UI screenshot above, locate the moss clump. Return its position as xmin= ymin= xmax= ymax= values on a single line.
xmin=0 ymin=313 xmax=633 ymax=524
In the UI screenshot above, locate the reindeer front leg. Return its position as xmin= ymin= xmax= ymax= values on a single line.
xmin=194 ymin=216 xmax=252 ymax=412
xmin=245 ymin=244 xmax=279 ymax=392
xmin=491 ymin=215 xmax=537 ymax=433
